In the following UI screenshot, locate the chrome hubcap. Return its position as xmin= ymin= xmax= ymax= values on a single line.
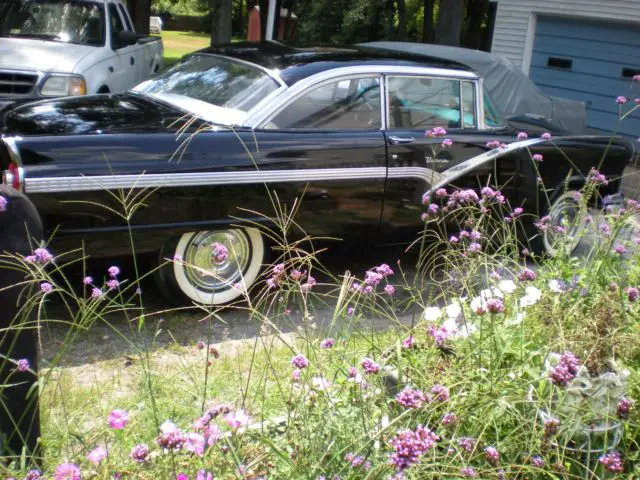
xmin=183 ymin=230 xmax=251 ymax=292
xmin=544 ymin=192 xmax=583 ymax=253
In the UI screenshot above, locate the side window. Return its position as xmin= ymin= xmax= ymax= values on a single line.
xmin=387 ymin=76 xmax=462 ymax=129
xmin=267 ymin=77 xmax=381 ymax=129
xmin=484 ymin=93 xmax=505 ymax=128
xmin=461 ymin=81 xmax=477 ymax=128
xmin=117 ymin=4 xmax=133 ymax=31
xmin=109 ymin=3 xmax=125 ymax=46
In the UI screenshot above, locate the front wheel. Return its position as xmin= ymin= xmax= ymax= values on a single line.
xmin=533 ymin=189 xmax=587 ymax=257
xmin=156 ymin=228 xmax=265 ymax=305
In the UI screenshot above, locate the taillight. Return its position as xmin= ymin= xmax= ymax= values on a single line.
xmin=2 ymin=163 xmax=24 ymax=190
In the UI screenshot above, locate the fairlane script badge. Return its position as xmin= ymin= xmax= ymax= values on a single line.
xmin=425 ymin=156 xmax=449 ymax=165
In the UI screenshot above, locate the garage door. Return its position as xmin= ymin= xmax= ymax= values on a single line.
xmin=530 ymin=16 xmax=640 ymax=137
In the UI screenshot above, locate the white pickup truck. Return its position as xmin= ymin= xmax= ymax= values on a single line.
xmin=0 ymin=0 xmax=163 ymax=99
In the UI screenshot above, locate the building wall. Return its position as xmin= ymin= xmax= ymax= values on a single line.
xmin=491 ymin=0 xmax=640 ymax=73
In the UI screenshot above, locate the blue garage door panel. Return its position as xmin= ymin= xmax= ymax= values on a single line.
xmin=530 ymin=16 xmax=640 ymax=137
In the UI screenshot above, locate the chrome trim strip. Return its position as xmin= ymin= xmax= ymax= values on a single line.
xmin=477 ymin=78 xmax=486 ymax=129
xmin=2 ymin=137 xmax=23 ymax=166
xmin=247 ymin=65 xmax=479 ymax=128
xmin=428 ymin=138 xmax=544 ymax=193
xmin=24 ymin=167 xmax=389 ymax=194
xmin=195 ymin=52 xmax=287 ymax=88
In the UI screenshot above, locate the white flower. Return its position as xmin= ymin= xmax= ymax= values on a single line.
xmin=441 ymin=317 xmax=460 ymax=336
xmin=423 ymin=306 xmax=442 ymax=321
xmin=498 ymin=279 xmax=517 ymax=294
xmin=445 ymin=301 xmax=462 ymax=319
xmin=519 ymin=286 xmax=542 ymax=307
xmin=312 ymin=376 xmax=331 ymax=391
xmin=443 ymin=317 xmax=477 ymax=338
xmin=548 ymin=280 xmax=564 ymax=293
xmin=160 ymin=420 xmax=178 ymax=434
xmin=505 ymin=311 xmax=526 ymax=326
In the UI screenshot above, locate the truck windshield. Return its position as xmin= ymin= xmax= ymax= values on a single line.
xmin=0 ymin=0 xmax=105 ymax=46
xmin=134 ymin=54 xmax=281 ymax=125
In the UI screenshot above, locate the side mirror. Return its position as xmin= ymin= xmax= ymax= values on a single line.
xmin=115 ymin=30 xmax=138 ymax=48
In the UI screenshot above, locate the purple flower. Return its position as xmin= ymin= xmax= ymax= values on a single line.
xmin=347 ymin=306 xmax=354 ymax=316
xmin=384 ymin=284 xmax=395 ymax=296
xmin=291 ymin=368 xmax=301 ymax=382
xmin=626 ymin=286 xmax=639 ymax=301
xmin=33 ymin=247 xmax=53 ymax=264
xmin=91 ymin=288 xmax=103 ymax=299
xmin=106 ymin=279 xmax=119 ymax=289
xmin=485 ymin=446 xmax=500 ymax=465
xmin=54 ymin=463 xmax=81 ymax=480
xmin=486 ymin=140 xmax=500 ymax=149
xmin=320 ymin=338 xmax=336 ymax=349
xmin=599 ymin=451 xmax=624 ymax=473
xmin=517 ymin=131 xmax=528 ymax=140
xmin=211 ymin=242 xmax=229 ymax=264
xmin=375 ymin=264 xmax=394 ymax=277
xmin=360 ymin=357 xmax=380 ymax=374
xmin=196 ymin=471 xmax=213 ymax=480
xmin=130 ymin=443 xmax=150 ymax=463
xmin=616 ymin=96 xmax=628 ymax=105
xmin=291 ymin=354 xmax=309 ymax=369
xmin=458 ymin=437 xmax=476 ymax=453
xmin=615 ymin=244 xmax=626 ymax=255
xmin=442 ymin=138 xmax=453 ymax=148
xmin=16 ymin=358 xmax=30 ymax=373
xmin=427 ymin=203 xmax=439 ymax=215
xmin=599 ymin=222 xmax=612 ymax=236
xmin=87 ymin=446 xmax=107 ymax=464
xmin=395 ymin=387 xmax=428 ymax=409
xmin=388 ymin=425 xmax=439 ymax=471
xmin=347 ymin=366 xmax=358 ymax=378
xmin=434 ymin=188 xmax=448 ymax=198
xmin=428 ymin=324 xmax=448 ymax=346
xmin=108 ymin=409 xmax=128 ymax=429
xmin=402 ymin=335 xmax=415 ymax=349
xmin=301 ymin=275 xmax=316 ymax=291
xmin=431 ymin=384 xmax=449 ymax=402
xmin=531 ymin=455 xmax=544 ymax=467
xmin=290 ymin=269 xmax=303 ymax=280
xmin=183 ymin=432 xmax=206 ymax=457
xmin=441 ymin=412 xmax=457 ymax=426
xmin=587 ymin=168 xmax=608 ymax=185
xmin=633 ymin=74 xmax=640 ymax=83
xmin=533 ymin=153 xmax=543 ymax=162
xmin=176 ymin=475 xmax=188 ymax=480
xmin=512 ymin=207 xmax=524 ymax=217
xmin=225 ymin=409 xmax=250 ymax=430
xmin=486 ymin=298 xmax=504 ymax=314
xmin=25 ymin=469 xmax=42 ymax=480
xmin=40 ymin=282 xmax=53 ymax=294
xmin=156 ymin=421 xmax=185 ymax=450
xmin=461 ymin=467 xmax=477 ymax=477
xmin=617 ymin=397 xmax=634 ymax=419
xmin=108 ymin=265 xmax=120 ymax=278
xmin=541 ymin=132 xmax=552 ymax=140
xmin=82 ymin=276 xmax=93 ymax=286
xmin=0 ymin=196 xmax=6 ymax=212
xmin=549 ymin=352 xmax=580 ymax=386
xmin=468 ymin=242 xmax=482 ymax=253
xmin=426 ymin=127 xmax=447 ymax=137
xmin=449 ymin=235 xmax=459 ymax=243
xmin=519 ymin=268 xmax=536 ymax=282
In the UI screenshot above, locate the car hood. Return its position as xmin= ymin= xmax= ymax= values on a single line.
xmin=2 ymin=93 xmax=188 ymax=136
xmin=0 ymin=37 xmax=95 ymax=73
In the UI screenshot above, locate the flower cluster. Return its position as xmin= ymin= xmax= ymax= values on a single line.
xmin=395 ymin=387 xmax=428 ymax=409
xmin=353 ymin=263 xmax=394 ymax=295
xmin=291 ymin=354 xmax=309 ymax=369
xmin=587 ymin=168 xmax=608 ymax=185
xmin=210 ymin=242 xmax=229 ymax=264
xmin=543 ymin=418 xmax=560 ymax=437
xmin=388 ymin=425 xmax=439 ymax=471
xmin=425 ymin=127 xmax=447 ymax=137
xmin=616 ymin=397 xmax=634 ymax=419
xmin=549 ymin=352 xmax=580 ymax=386
xmin=458 ymin=437 xmax=476 ymax=453
xmin=431 ymin=384 xmax=449 ymax=402
xmin=129 ymin=443 xmax=150 ymax=463
xmin=107 ymin=409 xmax=128 ymax=430
xmin=599 ymin=451 xmax=624 ymax=473
xmin=360 ymin=357 xmax=380 ymax=374
xmin=485 ymin=446 xmax=500 ymax=465
xmin=155 ymin=421 xmax=186 ymax=450
xmin=319 ymin=338 xmax=335 ymax=349
xmin=518 ymin=268 xmax=536 ymax=282
xmin=344 ymin=452 xmax=371 ymax=471
xmin=24 ymin=247 xmax=54 ymax=264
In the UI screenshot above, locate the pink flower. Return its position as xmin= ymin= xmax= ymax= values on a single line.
xmin=82 ymin=276 xmax=93 ymax=286
xmin=91 ymin=288 xmax=103 ymax=298
xmin=599 ymin=451 xmax=624 ymax=473
xmin=107 ymin=266 xmax=120 ymax=278
xmin=615 ymin=244 xmax=626 ymax=255
xmin=107 ymin=409 xmax=128 ymax=429
xmin=54 ymin=463 xmax=81 ymax=480
xmin=320 ymin=338 xmax=335 ymax=349
xmin=211 ymin=242 xmax=229 ymax=264
xmin=485 ymin=446 xmax=500 ymax=465
xmin=486 ymin=298 xmax=504 ymax=314
xmin=431 ymin=384 xmax=449 ymax=402
xmin=225 ymin=409 xmax=250 ymax=430
xmin=291 ymin=368 xmax=301 ymax=382
xmin=617 ymin=397 xmax=634 ymax=419
xmin=441 ymin=412 xmax=457 ymax=426
xmin=516 ymin=131 xmax=528 ymax=140
xmin=541 ymin=132 xmax=552 ymax=140
xmin=441 ymin=138 xmax=453 ymax=148
xmin=384 ymin=284 xmax=395 ymax=296
xmin=106 ymin=279 xmax=119 ymax=289
xmin=16 ymin=358 xmax=30 ymax=372
xmin=129 ymin=443 xmax=150 ymax=463
xmin=291 ymin=354 xmax=309 ymax=369
xmin=360 ymin=357 xmax=380 ymax=374
xmin=395 ymin=387 xmax=428 ymax=409
xmin=347 ymin=306 xmax=354 ymax=315
xmin=183 ymin=432 xmax=206 ymax=457
xmin=0 ymin=196 xmax=6 ymax=212
xmin=426 ymin=127 xmax=447 ymax=137
xmin=587 ymin=168 xmax=608 ymax=185
xmin=633 ymin=74 xmax=640 ymax=83
xmin=519 ymin=268 xmax=536 ymax=281
xmin=533 ymin=153 xmax=543 ymax=162
xmin=176 ymin=474 xmax=189 ymax=480
xmin=486 ymin=140 xmax=500 ymax=149
xmin=461 ymin=467 xmax=477 ymax=477
xmin=626 ymin=287 xmax=639 ymax=302
xmin=616 ymin=96 xmax=628 ymax=104
xmin=173 ymin=254 xmax=183 ymax=262
xmin=402 ymin=336 xmax=415 ymax=349
xmin=196 ymin=471 xmax=213 ymax=480
xmin=87 ymin=446 xmax=107 ymax=464
xmin=33 ymin=247 xmax=53 ymax=264
xmin=40 ymin=282 xmax=53 ymax=294
xmin=301 ymin=275 xmax=316 ymax=291
xmin=388 ymin=425 xmax=439 ymax=471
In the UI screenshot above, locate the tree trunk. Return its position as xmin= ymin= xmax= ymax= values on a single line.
xmin=210 ymin=0 xmax=233 ymax=45
xmin=130 ymin=0 xmax=151 ymax=35
xmin=422 ymin=0 xmax=435 ymax=43
xmin=434 ymin=0 xmax=464 ymax=46
xmin=397 ymin=0 xmax=407 ymax=40
xmin=462 ymin=0 xmax=488 ymax=49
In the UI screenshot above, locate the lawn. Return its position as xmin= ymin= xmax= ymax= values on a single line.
xmin=158 ymin=30 xmax=211 ymax=66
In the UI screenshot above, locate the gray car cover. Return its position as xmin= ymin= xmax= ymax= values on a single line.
xmin=360 ymin=41 xmax=587 ymax=133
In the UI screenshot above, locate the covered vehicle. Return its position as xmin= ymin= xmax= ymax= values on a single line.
xmin=0 ymin=42 xmax=634 ymax=305
xmin=361 ymin=41 xmax=587 ymax=134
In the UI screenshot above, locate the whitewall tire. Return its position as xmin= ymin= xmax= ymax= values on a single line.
xmin=541 ymin=190 xmax=586 ymax=257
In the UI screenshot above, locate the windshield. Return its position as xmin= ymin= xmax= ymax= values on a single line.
xmin=134 ymin=54 xmax=281 ymax=125
xmin=0 ymin=0 xmax=105 ymax=46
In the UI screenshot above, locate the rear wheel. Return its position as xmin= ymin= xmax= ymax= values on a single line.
xmin=534 ymin=189 xmax=587 ymax=256
xmin=156 ymin=228 xmax=265 ymax=305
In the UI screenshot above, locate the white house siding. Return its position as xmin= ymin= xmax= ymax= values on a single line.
xmin=491 ymin=0 xmax=640 ymax=73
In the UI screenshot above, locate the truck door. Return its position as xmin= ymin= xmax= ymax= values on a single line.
xmin=107 ymin=2 xmax=138 ymax=92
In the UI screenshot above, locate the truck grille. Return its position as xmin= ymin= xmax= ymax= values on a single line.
xmin=0 ymin=71 xmax=38 ymax=96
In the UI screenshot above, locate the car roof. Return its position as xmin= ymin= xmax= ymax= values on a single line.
xmin=195 ymin=41 xmax=473 ymax=86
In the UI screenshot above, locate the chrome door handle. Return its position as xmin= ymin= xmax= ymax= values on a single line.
xmin=388 ymin=136 xmax=415 ymax=145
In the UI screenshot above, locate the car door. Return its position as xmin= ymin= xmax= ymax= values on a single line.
xmin=107 ymin=2 xmax=137 ymax=92
xmin=381 ymin=74 xmax=488 ymax=236
xmin=255 ymin=75 xmax=386 ymax=240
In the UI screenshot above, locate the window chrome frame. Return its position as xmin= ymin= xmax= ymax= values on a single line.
xmin=246 ymin=65 xmax=479 ymax=129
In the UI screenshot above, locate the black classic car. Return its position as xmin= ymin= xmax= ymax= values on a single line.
xmin=0 ymin=42 xmax=634 ymax=305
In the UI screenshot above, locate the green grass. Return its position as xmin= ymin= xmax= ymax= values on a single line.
xmin=157 ymin=30 xmax=211 ymax=66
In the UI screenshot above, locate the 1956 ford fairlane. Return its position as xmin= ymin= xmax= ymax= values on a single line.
xmin=0 ymin=43 xmax=634 ymax=305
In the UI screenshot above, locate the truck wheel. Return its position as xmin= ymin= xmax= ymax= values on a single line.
xmin=156 ymin=228 xmax=265 ymax=305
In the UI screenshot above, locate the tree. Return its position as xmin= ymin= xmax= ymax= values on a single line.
xmin=397 ymin=0 xmax=407 ymax=40
xmin=462 ymin=0 xmax=488 ymax=49
xmin=422 ymin=0 xmax=435 ymax=42
xmin=210 ymin=0 xmax=232 ymax=44
xmin=434 ymin=0 xmax=463 ymax=46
